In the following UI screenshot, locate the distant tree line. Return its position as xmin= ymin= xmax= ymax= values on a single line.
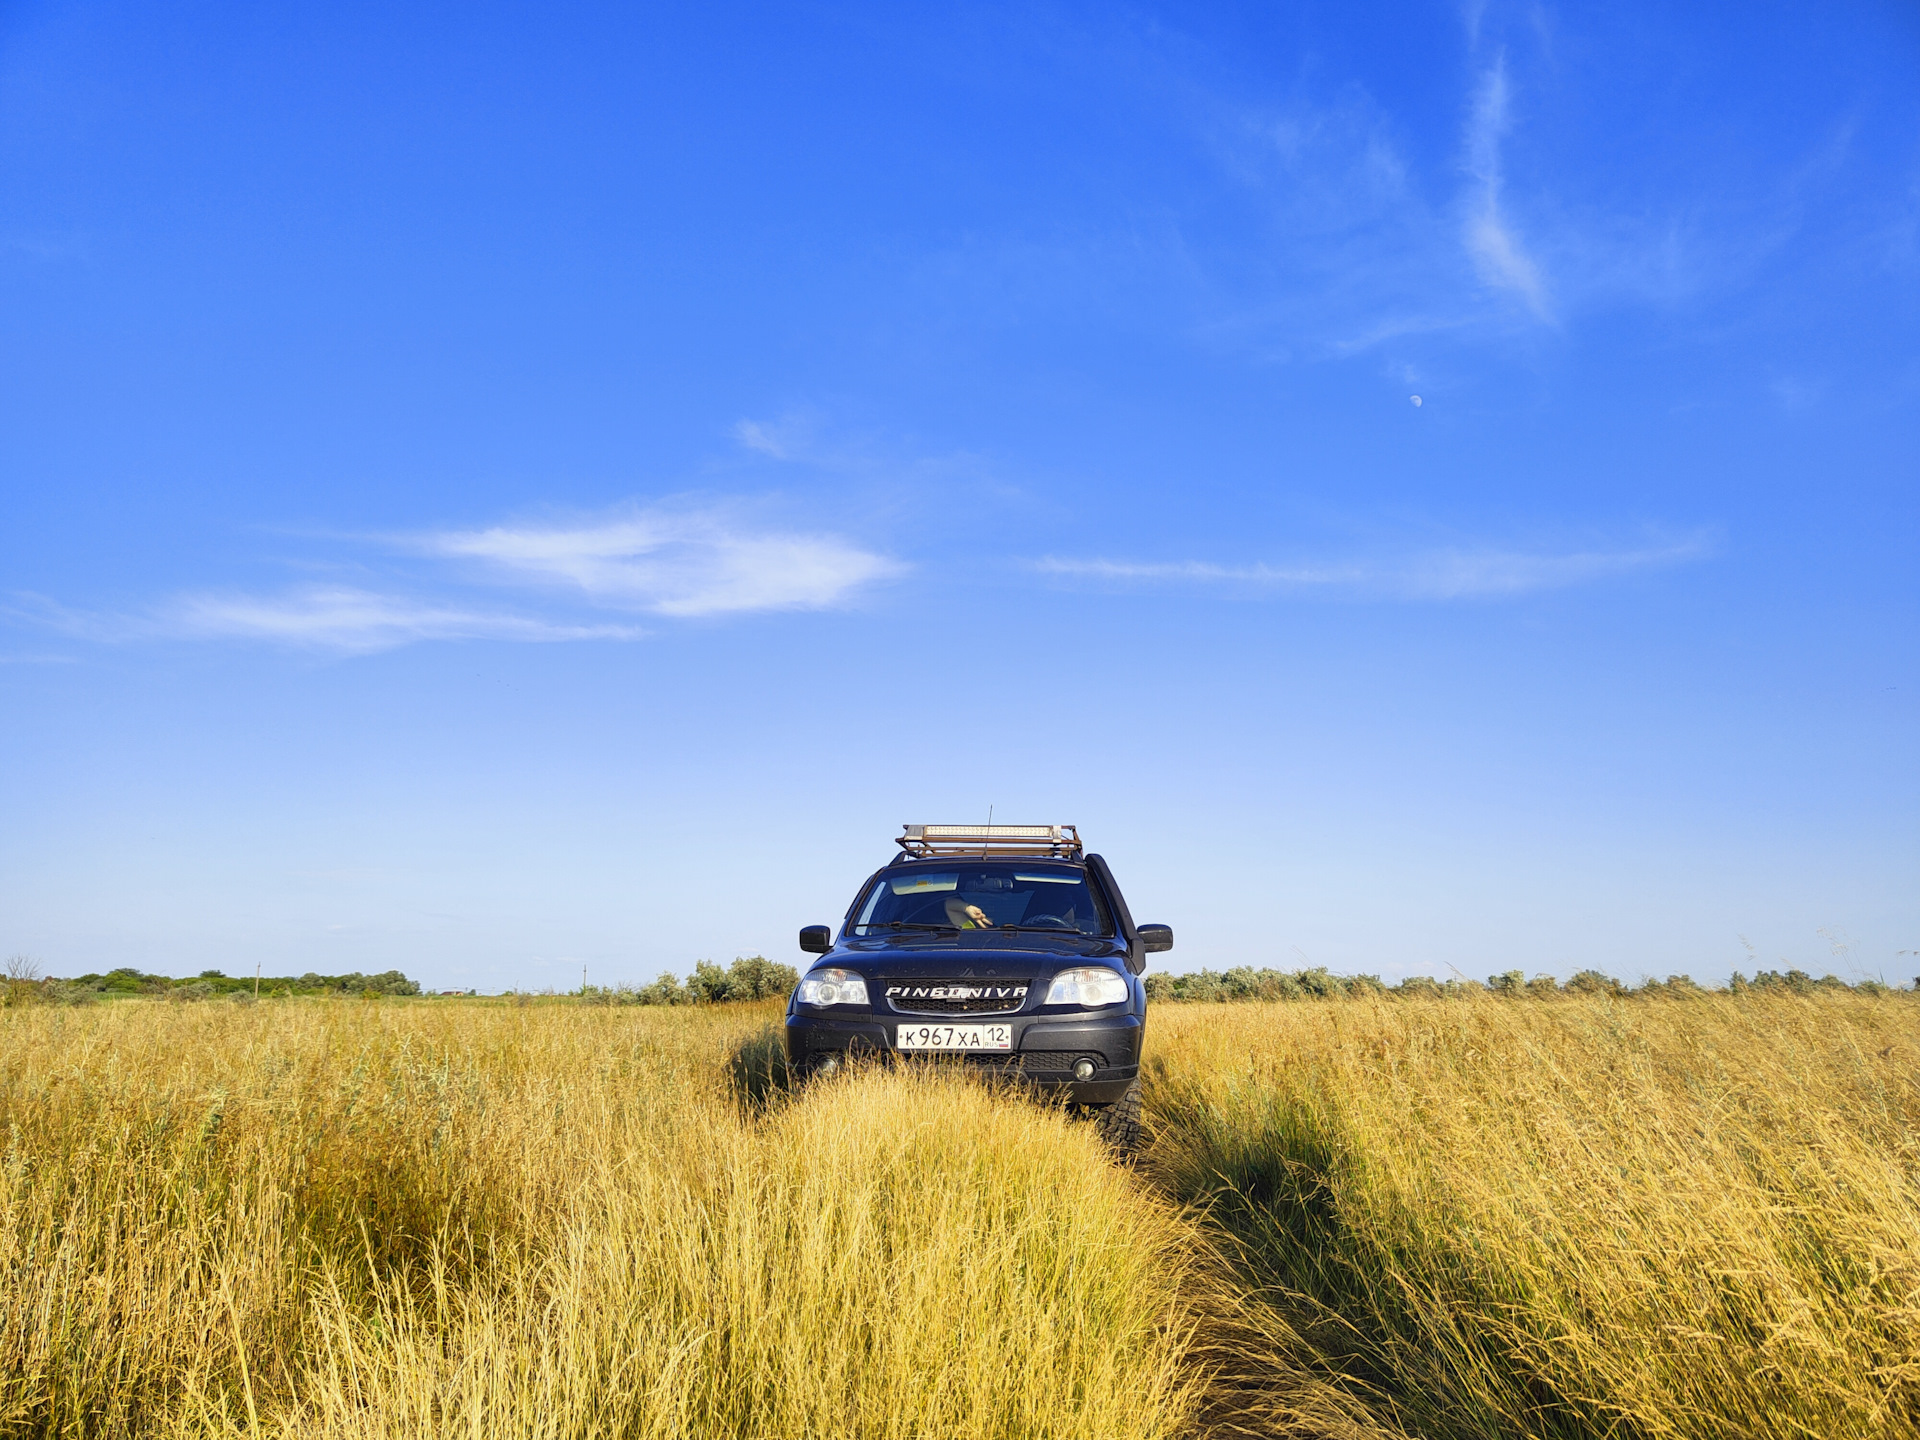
xmin=1143 ymin=965 xmax=1912 ymax=1003
xmin=3 ymin=954 xmax=801 ymax=1008
xmin=581 ymin=956 xmax=799 ymax=1006
xmin=2 ymin=959 xmax=420 ymax=1006
xmin=10 ymin=953 xmax=1906 ymax=1012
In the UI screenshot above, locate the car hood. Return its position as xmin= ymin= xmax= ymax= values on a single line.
xmin=829 ymin=934 xmax=1127 ymax=980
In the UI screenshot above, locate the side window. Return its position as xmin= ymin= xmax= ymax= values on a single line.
xmin=851 ymin=879 xmax=887 ymax=928
xmin=1083 ymin=882 xmax=1114 ymax=934
xmin=1086 ymin=863 xmax=1128 ymax=938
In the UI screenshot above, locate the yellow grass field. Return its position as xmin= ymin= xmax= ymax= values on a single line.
xmin=3 ymin=991 xmax=1916 ymax=1438
xmin=1148 ymin=994 xmax=1920 ymax=1439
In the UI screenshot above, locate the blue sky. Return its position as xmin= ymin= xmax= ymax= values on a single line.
xmin=3 ymin=0 xmax=1915 ymax=990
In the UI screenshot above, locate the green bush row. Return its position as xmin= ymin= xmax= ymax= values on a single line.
xmin=5 ymin=964 xmax=421 ymax=1004
xmin=14 ymin=954 xmax=1902 ymax=1011
xmin=581 ymin=955 xmax=801 ymax=1007
xmin=1142 ymin=964 xmax=1910 ymax=1003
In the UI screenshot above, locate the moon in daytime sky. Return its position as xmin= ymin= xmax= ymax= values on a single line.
xmin=1411 ymin=395 xmax=1422 ymax=406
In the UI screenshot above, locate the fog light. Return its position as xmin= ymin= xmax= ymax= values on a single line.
xmin=1072 ymin=1058 xmax=1097 ymax=1081
xmin=816 ymin=1053 xmax=842 ymax=1076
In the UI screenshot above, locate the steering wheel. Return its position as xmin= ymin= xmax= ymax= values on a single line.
xmin=1023 ymin=914 xmax=1074 ymax=930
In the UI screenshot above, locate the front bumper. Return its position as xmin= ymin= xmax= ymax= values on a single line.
xmin=783 ymin=1009 xmax=1142 ymax=1104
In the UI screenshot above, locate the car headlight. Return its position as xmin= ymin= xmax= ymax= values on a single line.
xmin=796 ymin=968 xmax=869 ymax=1007
xmin=1044 ymin=966 xmax=1128 ymax=1008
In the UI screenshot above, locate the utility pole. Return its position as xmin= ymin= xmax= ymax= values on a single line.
xmin=254 ymin=962 xmax=261 ymax=1001
xmin=582 ymin=963 xmax=588 ymax=996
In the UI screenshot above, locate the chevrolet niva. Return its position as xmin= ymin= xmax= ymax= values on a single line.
xmin=784 ymin=824 xmax=1172 ymax=1153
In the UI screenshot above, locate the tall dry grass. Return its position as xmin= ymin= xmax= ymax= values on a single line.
xmin=1146 ymin=991 xmax=1920 ymax=1440
xmin=9 ymin=991 xmax=1915 ymax=1439
xmin=2 ymin=999 xmax=1351 ymax=1440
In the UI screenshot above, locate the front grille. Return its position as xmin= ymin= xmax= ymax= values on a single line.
xmin=884 ymin=982 xmax=1029 ymax=1016
xmin=890 ymin=995 xmax=1022 ymax=1015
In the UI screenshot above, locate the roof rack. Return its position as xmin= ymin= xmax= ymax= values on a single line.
xmin=896 ymin=824 xmax=1083 ymax=860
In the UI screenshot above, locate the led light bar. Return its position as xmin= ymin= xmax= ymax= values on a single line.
xmin=896 ymin=823 xmax=1083 ymax=859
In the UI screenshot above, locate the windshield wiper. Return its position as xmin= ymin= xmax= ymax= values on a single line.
xmin=1000 ymin=924 xmax=1093 ymax=936
xmin=855 ymin=921 xmax=957 ymax=933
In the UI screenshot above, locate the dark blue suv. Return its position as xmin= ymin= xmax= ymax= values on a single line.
xmin=784 ymin=824 xmax=1172 ymax=1145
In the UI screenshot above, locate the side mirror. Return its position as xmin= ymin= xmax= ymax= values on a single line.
xmin=1138 ymin=923 xmax=1173 ymax=954
xmin=798 ymin=925 xmax=833 ymax=954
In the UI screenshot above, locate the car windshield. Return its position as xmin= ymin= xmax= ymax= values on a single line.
xmin=853 ymin=863 xmax=1112 ymax=936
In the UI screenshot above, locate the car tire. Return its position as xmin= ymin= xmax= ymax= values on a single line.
xmin=1094 ymin=1077 xmax=1144 ymax=1160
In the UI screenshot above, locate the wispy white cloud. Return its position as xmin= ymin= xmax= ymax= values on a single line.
xmin=167 ymin=588 xmax=645 ymax=654
xmin=1034 ymin=558 xmax=1367 ymax=587
xmin=733 ymin=417 xmax=799 ymax=459
xmin=1397 ymin=541 xmax=1706 ymax=597
xmin=427 ymin=506 xmax=906 ymax=618
xmin=1178 ymin=46 xmax=1577 ymax=361
xmin=6 ymin=502 xmax=907 ymax=656
xmin=1461 ymin=0 xmax=1491 ymax=52
xmin=1768 ymin=375 xmax=1825 ymax=411
xmin=1035 ymin=537 xmax=1709 ymax=600
xmin=1 ymin=592 xmax=125 ymax=642
xmin=1462 ymin=55 xmax=1551 ymax=320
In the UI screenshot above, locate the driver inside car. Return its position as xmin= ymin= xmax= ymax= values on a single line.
xmin=943 ymin=895 xmax=995 ymax=928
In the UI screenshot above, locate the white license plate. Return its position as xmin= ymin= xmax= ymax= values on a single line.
xmin=895 ymin=1023 xmax=1013 ymax=1051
